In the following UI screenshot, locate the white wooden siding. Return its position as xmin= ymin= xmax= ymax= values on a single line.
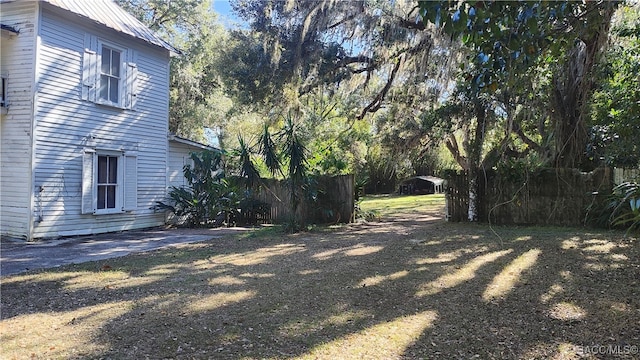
xmin=166 ymin=140 xmax=207 ymax=225
xmin=29 ymin=8 xmax=170 ymax=239
xmin=168 ymin=141 xmax=202 ymax=189
xmin=0 ymin=2 xmax=38 ymax=240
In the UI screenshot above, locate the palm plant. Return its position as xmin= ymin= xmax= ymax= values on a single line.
xmin=235 ymin=135 xmax=279 ymax=224
xmin=229 ymin=116 xmax=309 ymax=231
xmin=259 ymin=123 xmax=282 ymax=177
xmin=607 ymin=181 xmax=640 ymax=234
xmin=279 ymin=115 xmax=309 ymax=228
xmin=236 ymin=135 xmax=261 ymax=189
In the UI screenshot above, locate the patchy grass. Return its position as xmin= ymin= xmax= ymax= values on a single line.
xmin=360 ymin=194 xmax=445 ymax=217
xmin=1 ymin=195 xmax=639 ymax=359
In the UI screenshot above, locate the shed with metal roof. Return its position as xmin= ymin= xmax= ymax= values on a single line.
xmin=399 ymin=176 xmax=445 ymax=195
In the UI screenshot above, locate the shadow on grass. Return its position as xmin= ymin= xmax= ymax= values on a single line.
xmin=1 ymin=203 xmax=639 ymax=359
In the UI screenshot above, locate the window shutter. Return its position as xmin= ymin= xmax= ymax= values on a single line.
xmin=82 ymin=34 xmax=97 ymax=102
xmin=123 ymin=153 xmax=138 ymax=211
xmin=81 ymin=149 xmax=96 ymax=214
xmin=125 ymin=50 xmax=138 ymax=109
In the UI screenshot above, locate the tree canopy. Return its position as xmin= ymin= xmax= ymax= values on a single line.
xmin=119 ymin=0 xmax=639 ymax=195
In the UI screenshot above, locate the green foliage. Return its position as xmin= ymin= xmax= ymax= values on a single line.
xmin=589 ymin=6 xmax=640 ymax=168
xmin=278 ymin=115 xmax=309 ymax=227
xmin=229 ymin=1 xmax=364 ymax=108
xmin=117 ymin=0 xmax=227 ymax=142
xmin=605 ymin=182 xmax=640 ymax=234
xmin=420 ymin=1 xmax=621 ymax=169
xmin=259 ymin=124 xmax=282 ymax=177
xmin=230 ymin=115 xmax=311 ymax=231
xmin=115 ymin=0 xmax=204 ymax=34
xmin=280 ymin=116 xmax=308 ymax=184
xmin=215 ymin=30 xmax=291 ymax=108
xmin=235 ymin=135 xmax=261 ymax=189
xmin=362 ymin=144 xmax=400 ymax=194
xmin=157 ymin=150 xmax=239 ymax=227
xmin=158 ymin=149 xmax=273 ymax=227
xmin=354 ymin=200 xmax=381 ymax=222
xmin=417 ymin=1 xmax=614 ymax=92
xmin=301 ymin=92 xmax=369 ymax=177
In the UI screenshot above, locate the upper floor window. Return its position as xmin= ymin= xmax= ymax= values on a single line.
xmin=82 ymin=35 xmax=138 ymax=110
xmin=100 ymin=46 xmax=121 ymax=104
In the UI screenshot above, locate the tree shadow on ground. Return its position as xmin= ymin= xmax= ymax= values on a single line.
xmin=1 ymin=205 xmax=638 ymax=359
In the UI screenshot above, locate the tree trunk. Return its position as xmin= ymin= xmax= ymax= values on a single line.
xmin=552 ymin=41 xmax=591 ymax=168
xmin=443 ymin=99 xmax=488 ymax=222
xmin=552 ymin=2 xmax=617 ymax=168
xmin=466 ymin=100 xmax=487 ymax=222
xmin=468 ymin=170 xmax=478 ymax=222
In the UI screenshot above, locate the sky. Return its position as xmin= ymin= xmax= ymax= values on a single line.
xmin=212 ymin=0 xmax=233 ymax=17
xmin=211 ymin=0 xmax=242 ymax=28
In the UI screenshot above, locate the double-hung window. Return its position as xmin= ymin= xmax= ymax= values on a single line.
xmin=97 ymin=154 xmax=119 ymax=210
xmin=82 ymin=35 xmax=138 ymax=109
xmin=82 ymin=149 xmax=137 ymax=215
xmin=99 ymin=46 xmax=121 ymax=105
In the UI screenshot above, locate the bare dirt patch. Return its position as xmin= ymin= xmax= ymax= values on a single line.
xmin=1 ymin=195 xmax=638 ymax=359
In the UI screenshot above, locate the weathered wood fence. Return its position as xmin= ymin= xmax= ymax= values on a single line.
xmin=614 ymin=167 xmax=639 ymax=184
xmin=254 ymin=174 xmax=355 ymax=224
xmin=446 ymin=168 xmax=613 ymax=226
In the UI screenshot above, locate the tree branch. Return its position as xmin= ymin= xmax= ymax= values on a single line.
xmin=445 ymin=135 xmax=468 ymax=170
xmin=327 ymin=13 xmax=357 ymax=30
xmin=512 ymin=122 xmax=542 ymax=153
xmin=397 ymin=17 xmax=427 ymax=31
xmin=357 ymin=55 xmax=403 ymax=120
xmin=351 ymin=65 xmax=377 ymax=74
xmin=340 ymin=55 xmax=375 ymax=66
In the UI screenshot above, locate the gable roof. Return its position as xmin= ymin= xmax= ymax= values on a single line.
xmin=41 ymin=0 xmax=180 ymax=54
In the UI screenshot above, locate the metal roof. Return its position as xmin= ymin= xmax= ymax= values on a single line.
xmin=168 ymin=134 xmax=218 ymax=151
xmin=41 ymin=0 xmax=180 ymax=54
xmin=403 ymin=176 xmax=445 ymax=185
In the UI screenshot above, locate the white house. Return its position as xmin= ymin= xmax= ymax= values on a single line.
xmin=167 ymin=134 xmax=218 ymax=189
xmin=166 ymin=134 xmax=219 ymax=225
xmin=0 ymin=0 xmax=180 ymax=240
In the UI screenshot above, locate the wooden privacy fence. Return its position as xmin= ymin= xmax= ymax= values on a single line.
xmin=446 ymin=168 xmax=613 ymax=226
xmin=254 ymin=174 xmax=355 ymax=224
xmin=614 ymin=167 xmax=639 ymax=184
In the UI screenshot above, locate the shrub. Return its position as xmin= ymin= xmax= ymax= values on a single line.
xmin=157 ymin=150 xmax=236 ymax=227
xmin=602 ymin=181 xmax=640 ymax=234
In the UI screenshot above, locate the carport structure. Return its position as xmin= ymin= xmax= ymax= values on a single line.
xmin=399 ymin=176 xmax=445 ymax=195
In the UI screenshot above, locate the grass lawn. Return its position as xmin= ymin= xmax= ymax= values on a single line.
xmin=1 ymin=194 xmax=639 ymax=359
xmin=359 ymin=194 xmax=446 ymax=218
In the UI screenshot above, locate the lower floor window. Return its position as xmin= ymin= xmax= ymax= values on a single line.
xmin=82 ymin=149 xmax=137 ymax=215
xmin=97 ymin=155 xmax=118 ymax=209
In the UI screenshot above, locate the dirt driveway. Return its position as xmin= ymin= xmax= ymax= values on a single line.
xmin=2 ymin=199 xmax=637 ymax=359
xmin=0 ymin=196 xmax=444 ymax=277
xmin=0 ymin=227 xmax=250 ymax=276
